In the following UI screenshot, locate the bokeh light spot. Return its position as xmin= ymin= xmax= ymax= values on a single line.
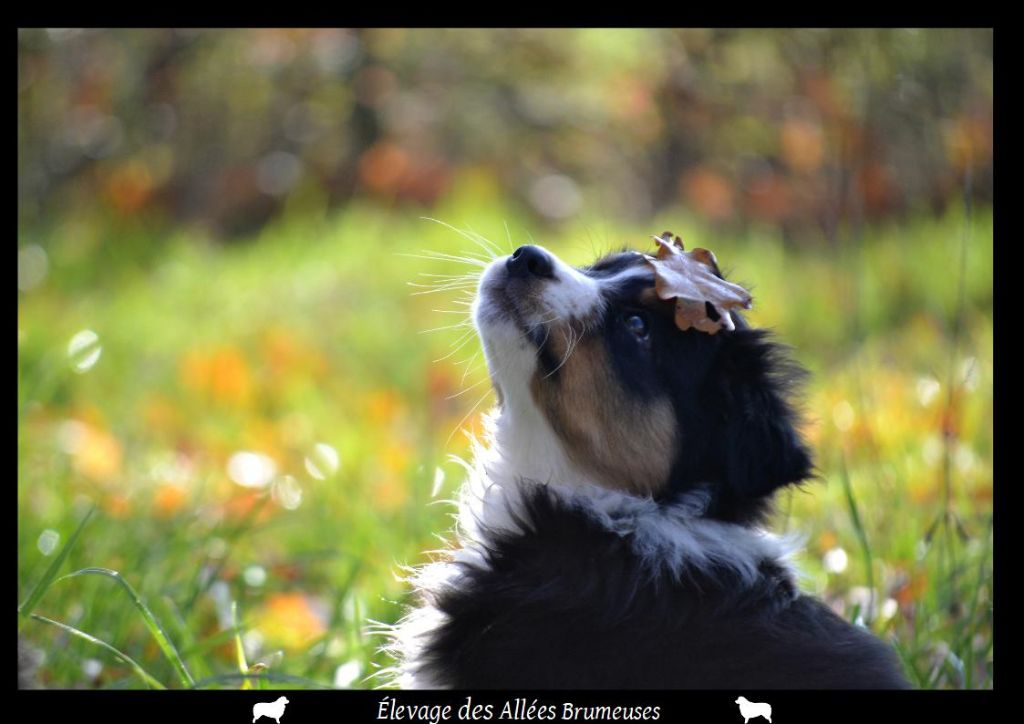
xmin=333 ymin=660 xmax=363 ymax=688
xmin=823 ymin=547 xmax=849 ymax=574
xmin=244 ymin=565 xmax=267 ymax=588
xmin=528 ymin=174 xmax=582 ymax=220
xmin=915 ymin=376 xmax=941 ymax=407
xmin=227 ymin=451 xmax=277 ymax=489
xmin=67 ymin=329 xmax=102 ymax=373
xmin=304 ymin=442 xmax=340 ymax=481
xmin=272 ymin=474 xmax=303 ymax=510
xmin=37 ymin=529 xmax=60 ymax=556
xmin=831 ymin=400 xmax=855 ymax=432
xmin=18 ymin=245 xmax=49 ymax=292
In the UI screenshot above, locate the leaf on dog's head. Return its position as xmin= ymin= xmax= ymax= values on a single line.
xmin=645 ymin=231 xmax=752 ymax=335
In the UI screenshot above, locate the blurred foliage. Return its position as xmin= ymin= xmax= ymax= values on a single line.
xmin=18 ymin=28 xmax=992 ymax=690
xmin=19 ymin=28 xmax=991 ymax=239
xmin=18 ymin=202 xmax=992 ymax=689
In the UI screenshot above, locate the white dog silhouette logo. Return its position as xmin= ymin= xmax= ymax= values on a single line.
xmin=735 ymin=697 xmax=772 ymax=723
xmin=253 ymin=696 xmax=290 ymax=723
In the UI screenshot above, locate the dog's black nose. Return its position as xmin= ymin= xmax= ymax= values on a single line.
xmin=507 ymin=245 xmax=555 ymax=280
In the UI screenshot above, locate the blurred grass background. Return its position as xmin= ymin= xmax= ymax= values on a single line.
xmin=18 ymin=28 xmax=992 ymax=689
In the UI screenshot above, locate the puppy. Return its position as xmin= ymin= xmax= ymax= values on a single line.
xmin=389 ymin=243 xmax=909 ymax=689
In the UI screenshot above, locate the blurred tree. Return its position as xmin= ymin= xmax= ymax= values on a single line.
xmin=17 ymin=28 xmax=992 ymax=241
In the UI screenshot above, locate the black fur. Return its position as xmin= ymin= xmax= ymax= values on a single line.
xmin=667 ymin=325 xmax=815 ymax=524
xmin=419 ymin=487 xmax=908 ymax=689
xmin=590 ymin=253 xmax=815 ymax=524
xmin=407 ymin=250 xmax=909 ymax=689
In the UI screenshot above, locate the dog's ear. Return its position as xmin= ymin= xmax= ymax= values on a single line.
xmin=713 ymin=328 xmax=813 ymax=501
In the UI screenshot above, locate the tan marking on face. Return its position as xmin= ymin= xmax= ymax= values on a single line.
xmin=530 ymin=327 xmax=678 ymax=495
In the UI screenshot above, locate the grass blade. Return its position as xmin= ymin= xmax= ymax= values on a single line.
xmin=232 ymin=601 xmax=248 ymax=677
xmin=29 ymin=613 xmax=166 ymax=690
xmin=57 ymin=567 xmax=195 ymax=688
xmin=891 ymin=637 xmax=926 ymax=689
xmin=231 ymin=600 xmax=264 ymax=690
xmin=160 ymin=594 xmax=212 ymax=681
xmin=838 ymin=455 xmax=875 ymax=622
xmin=18 ymin=507 xmax=95 ymax=630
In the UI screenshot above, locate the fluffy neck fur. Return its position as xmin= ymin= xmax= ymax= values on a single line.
xmin=462 ymin=414 xmax=800 ymax=580
xmin=383 ymin=410 xmax=802 ymax=689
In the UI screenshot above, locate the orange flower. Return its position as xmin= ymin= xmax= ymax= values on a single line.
xmin=223 ymin=491 xmax=275 ymax=523
xmin=893 ymin=572 xmax=929 ymax=608
xmin=179 ymin=346 xmax=254 ymax=408
xmin=258 ymin=592 xmax=328 ymax=652
xmin=152 ymin=483 xmax=188 ymax=518
xmin=209 ymin=348 xmax=253 ymax=406
xmin=66 ymin=422 xmax=123 ymax=483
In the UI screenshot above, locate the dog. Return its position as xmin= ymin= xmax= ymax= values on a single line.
xmin=735 ymin=697 xmax=772 ymax=723
xmin=389 ymin=242 xmax=909 ymax=688
xmin=253 ymin=696 xmax=289 ymax=723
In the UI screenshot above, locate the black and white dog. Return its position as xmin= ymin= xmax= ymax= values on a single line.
xmin=389 ymin=243 xmax=909 ymax=689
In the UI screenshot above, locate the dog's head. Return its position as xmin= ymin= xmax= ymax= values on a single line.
xmin=473 ymin=244 xmax=813 ymax=523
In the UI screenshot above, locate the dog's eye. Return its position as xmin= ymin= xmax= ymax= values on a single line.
xmin=623 ymin=313 xmax=649 ymax=339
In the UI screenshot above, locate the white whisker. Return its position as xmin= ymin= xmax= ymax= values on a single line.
xmin=431 ymin=329 xmax=476 ymax=364
xmin=421 ymin=218 xmax=502 ymax=261
xmin=444 ymin=388 xmax=494 ymax=448
xmin=445 ymin=375 xmax=491 ymax=400
xmin=458 ymin=350 xmax=482 ymax=385
xmin=544 ymin=319 xmax=586 ymax=379
xmin=463 ymin=224 xmax=505 ymax=258
xmin=503 ymin=220 xmax=516 ymax=254
xmin=408 ymin=280 xmax=478 ymax=291
xmin=410 ymin=285 xmax=479 ymax=297
xmin=418 ymin=272 xmax=482 ymax=280
xmin=418 ymin=321 xmax=473 ymax=335
xmin=397 ymin=251 xmax=490 ymax=268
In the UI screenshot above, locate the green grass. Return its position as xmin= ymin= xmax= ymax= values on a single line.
xmin=17 ymin=200 xmax=993 ymax=689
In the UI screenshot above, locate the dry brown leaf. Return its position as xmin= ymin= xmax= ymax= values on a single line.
xmin=644 ymin=231 xmax=752 ymax=335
